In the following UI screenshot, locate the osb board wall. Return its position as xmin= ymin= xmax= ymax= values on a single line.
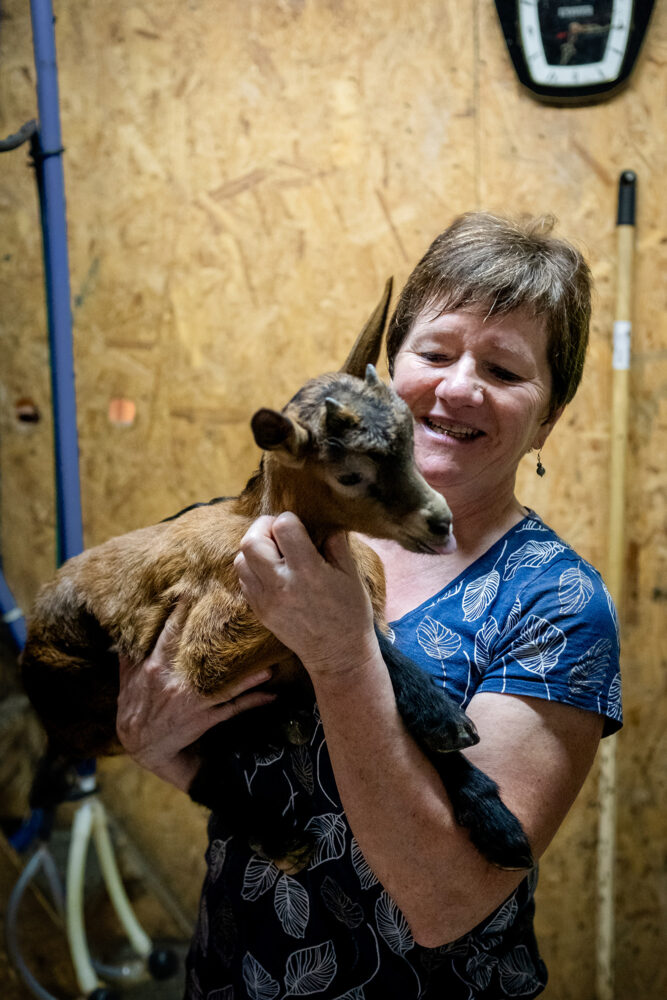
xmin=0 ymin=1 xmax=665 ymax=996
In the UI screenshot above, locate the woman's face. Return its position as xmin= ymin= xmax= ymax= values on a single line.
xmin=391 ymin=306 xmax=562 ymax=502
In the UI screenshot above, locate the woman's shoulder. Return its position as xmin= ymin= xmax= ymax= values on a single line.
xmin=390 ymin=513 xmax=622 ymax=734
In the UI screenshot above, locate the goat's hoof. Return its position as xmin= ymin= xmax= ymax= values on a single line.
xmin=455 ymin=798 xmax=534 ymax=871
xmin=423 ymin=716 xmax=480 ymax=754
xmin=282 ymin=713 xmax=315 ymax=746
xmin=249 ymin=834 xmax=314 ymax=876
xmin=274 ymin=844 xmax=314 ymax=875
xmin=478 ymin=834 xmax=534 ymax=872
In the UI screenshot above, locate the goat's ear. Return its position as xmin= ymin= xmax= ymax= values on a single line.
xmin=251 ymin=408 xmax=310 ymax=464
xmin=341 ymin=277 xmax=393 ymax=377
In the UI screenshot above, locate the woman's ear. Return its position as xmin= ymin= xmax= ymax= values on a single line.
xmin=533 ymin=405 xmax=565 ymax=451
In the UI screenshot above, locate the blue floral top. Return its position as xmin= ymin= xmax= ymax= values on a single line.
xmin=184 ymin=514 xmax=622 ymax=1000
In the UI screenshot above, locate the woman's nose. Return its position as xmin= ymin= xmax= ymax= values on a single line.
xmin=434 ymin=361 xmax=484 ymax=406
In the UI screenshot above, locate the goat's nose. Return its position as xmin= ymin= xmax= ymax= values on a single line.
xmin=427 ymin=514 xmax=452 ymax=537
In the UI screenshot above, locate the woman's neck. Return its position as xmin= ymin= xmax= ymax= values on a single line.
xmin=362 ymin=490 xmax=528 ymax=622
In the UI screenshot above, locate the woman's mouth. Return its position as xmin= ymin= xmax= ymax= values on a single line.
xmin=422 ymin=417 xmax=484 ymax=441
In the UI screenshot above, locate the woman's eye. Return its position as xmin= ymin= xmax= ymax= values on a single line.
xmin=421 ymin=352 xmax=450 ymax=364
xmin=336 ymin=472 xmax=362 ymax=486
xmin=491 ymin=366 xmax=522 ymax=383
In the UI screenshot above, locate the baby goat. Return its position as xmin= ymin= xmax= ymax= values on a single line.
xmin=21 ymin=282 xmax=533 ymax=873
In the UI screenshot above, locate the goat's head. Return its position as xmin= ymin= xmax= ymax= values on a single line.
xmin=251 ymin=364 xmax=455 ymax=555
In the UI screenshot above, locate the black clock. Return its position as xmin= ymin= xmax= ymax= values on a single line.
xmin=494 ymin=1 xmax=656 ymax=105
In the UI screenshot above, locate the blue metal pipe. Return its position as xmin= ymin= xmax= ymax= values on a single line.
xmin=0 ymin=567 xmax=27 ymax=650
xmin=29 ymin=0 xmax=83 ymax=564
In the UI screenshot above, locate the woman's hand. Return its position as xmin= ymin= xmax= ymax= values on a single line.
xmin=233 ymin=513 xmax=378 ymax=679
xmin=116 ymin=606 xmax=277 ymax=792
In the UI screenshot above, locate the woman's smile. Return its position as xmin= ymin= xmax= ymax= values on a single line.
xmin=422 ymin=415 xmax=485 ymax=441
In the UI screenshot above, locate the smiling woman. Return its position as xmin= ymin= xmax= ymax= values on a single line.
xmin=116 ymin=212 xmax=620 ymax=1000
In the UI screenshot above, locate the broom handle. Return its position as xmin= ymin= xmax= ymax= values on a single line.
xmin=596 ymin=169 xmax=636 ymax=1000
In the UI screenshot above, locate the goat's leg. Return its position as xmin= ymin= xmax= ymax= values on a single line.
xmin=191 ymin=702 xmax=316 ymax=874
xmin=432 ymin=751 xmax=534 ymax=871
xmin=376 ymin=631 xmax=533 ymax=870
xmin=21 ymin=611 xmax=120 ymax=760
xmin=376 ymin=629 xmax=479 ymax=752
xmin=173 ymin=589 xmax=287 ymax=695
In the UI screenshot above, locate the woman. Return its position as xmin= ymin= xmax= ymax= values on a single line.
xmin=117 ymin=213 xmax=622 ymax=999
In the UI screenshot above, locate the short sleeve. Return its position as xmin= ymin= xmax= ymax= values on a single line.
xmin=476 ymin=558 xmax=623 ymax=737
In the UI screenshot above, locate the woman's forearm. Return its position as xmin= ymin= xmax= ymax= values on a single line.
xmin=305 ymin=642 xmax=525 ymax=947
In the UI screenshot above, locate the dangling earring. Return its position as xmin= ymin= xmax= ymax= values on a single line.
xmin=536 ymin=452 xmax=546 ymax=478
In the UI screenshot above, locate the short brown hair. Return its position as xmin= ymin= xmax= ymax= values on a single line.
xmin=386 ymin=213 xmax=592 ymax=420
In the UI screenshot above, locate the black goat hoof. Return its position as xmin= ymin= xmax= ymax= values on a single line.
xmin=250 ymin=832 xmax=315 ymax=876
xmin=423 ymin=715 xmax=480 ymax=754
xmin=282 ymin=712 xmax=315 ymax=746
xmin=472 ymin=822 xmax=535 ymax=872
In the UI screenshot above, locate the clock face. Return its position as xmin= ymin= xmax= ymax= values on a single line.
xmin=494 ymin=0 xmax=655 ymax=103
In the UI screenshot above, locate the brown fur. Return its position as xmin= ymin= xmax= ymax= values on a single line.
xmin=21 ymin=280 xmax=453 ymax=760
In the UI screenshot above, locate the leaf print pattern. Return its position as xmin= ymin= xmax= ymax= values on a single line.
xmin=559 ymin=563 xmax=595 ymax=614
xmin=351 ymin=837 xmax=378 ymax=890
xmin=275 ymin=875 xmax=310 ymax=939
xmin=187 ymin=967 xmax=204 ymax=1000
xmin=465 ymin=948 xmax=496 ymax=989
xmin=305 ymin=813 xmax=347 ymax=868
xmin=569 ymin=639 xmax=613 ymax=696
xmin=504 ymin=596 xmax=522 ymax=634
xmin=498 ymin=944 xmax=543 ymax=996
xmin=209 ymin=838 xmax=229 ymax=881
xmin=463 ymin=570 xmax=500 ymax=621
xmin=207 ymin=989 xmax=234 ymax=1000
xmin=416 ymin=616 xmax=461 ymax=660
xmin=291 ymin=744 xmax=314 ymax=795
xmin=503 ymin=540 xmax=565 ymax=580
xmin=320 ymin=876 xmax=364 ymax=928
xmin=607 ymin=672 xmax=623 ymax=721
xmin=374 ymin=892 xmax=413 ymax=957
xmin=603 ymin=580 xmax=621 ymax=644
xmin=241 ymin=856 xmax=279 ymax=901
xmin=517 ymin=518 xmax=548 ymax=532
xmin=480 ymin=893 xmax=519 ymax=938
xmin=284 ymin=941 xmax=337 ymax=996
xmin=242 ymin=953 xmax=280 ymax=1000
xmin=474 ymin=617 xmax=500 ymax=671
xmin=509 ymin=615 xmax=566 ymax=682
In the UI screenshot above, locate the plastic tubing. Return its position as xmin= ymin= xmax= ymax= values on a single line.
xmin=5 ymin=844 xmax=65 ymax=1000
xmin=29 ymin=0 xmax=84 ymax=564
xmin=91 ymin=799 xmax=153 ymax=959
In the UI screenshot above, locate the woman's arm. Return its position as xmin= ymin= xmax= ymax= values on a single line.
xmin=235 ymin=512 xmax=604 ymax=947
xmin=116 ymin=607 xmax=277 ymax=792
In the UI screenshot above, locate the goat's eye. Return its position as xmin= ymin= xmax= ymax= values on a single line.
xmin=336 ymin=472 xmax=362 ymax=486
